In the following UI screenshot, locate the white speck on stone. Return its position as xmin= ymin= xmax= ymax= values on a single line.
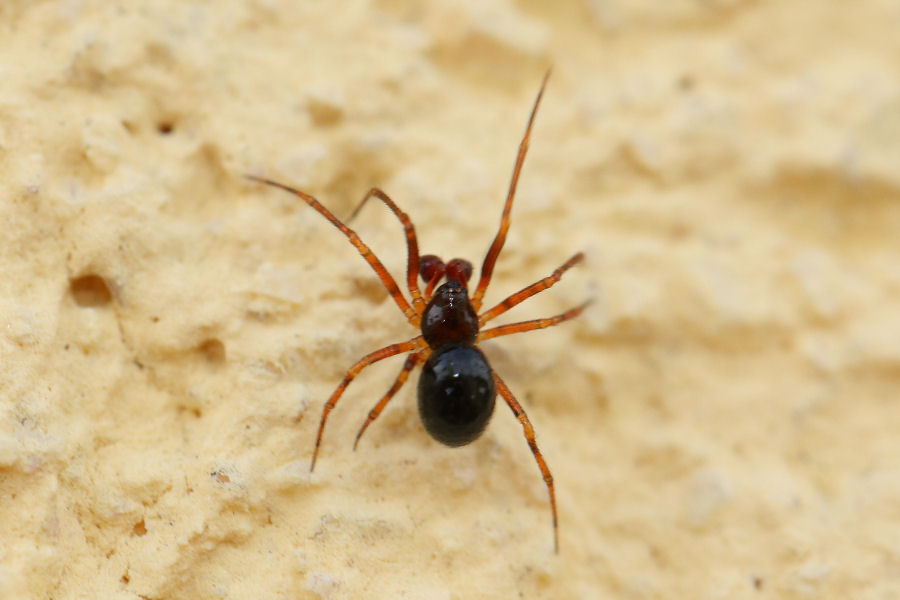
xmin=788 ymin=562 xmax=832 ymax=595
xmin=277 ymin=143 xmax=328 ymax=188
xmin=82 ymin=115 xmax=124 ymax=173
xmin=586 ymin=0 xmax=622 ymax=30
xmin=0 ymin=437 xmax=20 ymax=469
xmin=294 ymin=547 xmax=307 ymax=573
xmin=626 ymin=134 xmax=662 ymax=173
xmin=798 ymin=333 xmax=843 ymax=373
xmin=791 ymin=250 xmax=840 ymax=320
xmin=683 ymin=468 xmax=734 ymax=528
xmin=267 ymin=460 xmax=311 ymax=489
xmin=451 ymin=464 xmax=476 ymax=489
xmin=9 ymin=306 xmax=46 ymax=346
xmin=306 ymin=572 xmax=340 ymax=599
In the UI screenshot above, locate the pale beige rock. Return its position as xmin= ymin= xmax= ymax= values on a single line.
xmin=2 ymin=1 xmax=900 ymax=598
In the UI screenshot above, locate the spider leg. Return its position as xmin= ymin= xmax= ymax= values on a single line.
xmin=492 ymin=369 xmax=558 ymax=553
xmin=310 ymin=336 xmax=426 ymax=471
xmin=353 ymin=349 xmax=430 ymax=450
xmin=471 ymin=70 xmax=551 ymax=312
xmin=351 ymin=188 xmax=426 ymax=316
xmin=477 ymin=301 xmax=590 ymax=342
xmin=246 ymin=175 xmax=419 ymax=326
xmin=479 ymin=252 xmax=584 ymax=326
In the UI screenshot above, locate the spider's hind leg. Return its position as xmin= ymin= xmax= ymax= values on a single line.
xmin=353 ymin=349 xmax=429 ymax=450
xmin=310 ymin=336 xmax=426 ymax=471
xmin=492 ymin=369 xmax=558 ymax=553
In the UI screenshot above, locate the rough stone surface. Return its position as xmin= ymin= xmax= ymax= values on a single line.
xmin=2 ymin=1 xmax=900 ymax=598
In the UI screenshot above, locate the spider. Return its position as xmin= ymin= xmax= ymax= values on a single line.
xmin=247 ymin=72 xmax=587 ymax=552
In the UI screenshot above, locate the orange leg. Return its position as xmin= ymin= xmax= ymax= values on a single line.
xmin=477 ymin=302 xmax=590 ymax=342
xmin=492 ymin=370 xmax=558 ymax=553
xmin=310 ymin=336 xmax=426 ymax=471
xmin=246 ymin=175 xmax=419 ymax=326
xmin=479 ymin=252 xmax=584 ymax=326
xmin=471 ymin=70 xmax=551 ymax=312
xmin=351 ymin=188 xmax=426 ymax=317
xmin=353 ymin=349 xmax=430 ymax=450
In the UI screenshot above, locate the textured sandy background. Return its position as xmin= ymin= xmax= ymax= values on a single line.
xmin=2 ymin=1 xmax=900 ymax=598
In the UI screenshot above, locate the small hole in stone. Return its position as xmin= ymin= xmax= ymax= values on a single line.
xmin=307 ymin=97 xmax=344 ymax=127
xmin=177 ymin=404 xmax=202 ymax=418
xmin=121 ymin=573 xmax=130 ymax=584
xmin=677 ymin=74 xmax=695 ymax=91
xmin=70 ymin=274 xmax=112 ymax=307
xmin=157 ymin=121 xmax=174 ymax=134
xmin=132 ymin=519 xmax=147 ymax=536
xmin=198 ymin=338 xmax=226 ymax=365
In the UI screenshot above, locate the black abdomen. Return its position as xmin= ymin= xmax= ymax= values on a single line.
xmin=418 ymin=344 xmax=496 ymax=447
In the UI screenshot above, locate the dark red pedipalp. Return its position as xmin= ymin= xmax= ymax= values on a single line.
xmin=445 ymin=258 xmax=473 ymax=286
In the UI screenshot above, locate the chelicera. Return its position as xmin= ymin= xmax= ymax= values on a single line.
xmin=248 ymin=73 xmax=586 ymax=551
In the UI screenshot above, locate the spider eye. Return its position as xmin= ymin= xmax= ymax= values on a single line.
xmin=446 ymin=258 xmax=473 ymax=284
xmin=419 ymin=255 xmax=445 ymax=283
